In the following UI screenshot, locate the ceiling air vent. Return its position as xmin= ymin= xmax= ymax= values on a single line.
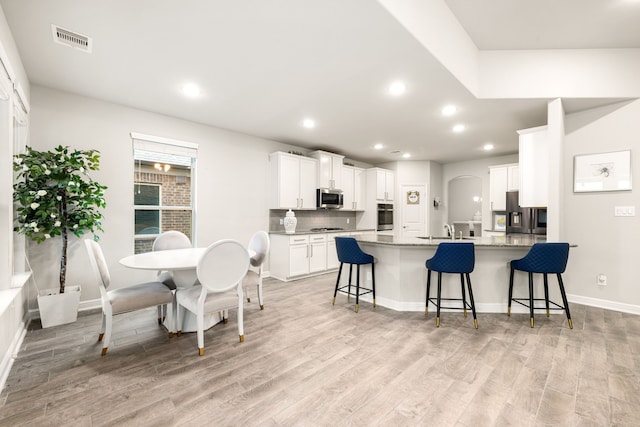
xmin=51 ymin=25 xmax=92 ymax=53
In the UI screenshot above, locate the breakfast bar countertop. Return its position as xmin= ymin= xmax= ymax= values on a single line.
xmin=355 ymin=233 xmax=550 ymax=248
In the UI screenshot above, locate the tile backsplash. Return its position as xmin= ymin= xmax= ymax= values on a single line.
xmin=269 ymin=209 xmax=357 ymax=232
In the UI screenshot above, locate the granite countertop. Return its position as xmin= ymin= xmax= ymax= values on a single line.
xmin=269 ymin=228 xmax=376 ymax=236
xmin=355 ymin=234 xmax=551 ymax=248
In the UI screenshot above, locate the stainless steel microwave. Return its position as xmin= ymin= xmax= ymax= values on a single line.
xmin=316 ymin=188 xmax=344 ymax=209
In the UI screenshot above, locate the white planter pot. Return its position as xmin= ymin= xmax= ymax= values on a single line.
xmin=37 ymin=285 xmax=81 ymax=328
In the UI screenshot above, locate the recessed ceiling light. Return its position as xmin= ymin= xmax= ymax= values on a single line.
xmin=441 ymin=105 xmax=457 ymax=116
xmin=402 ymin=153 xmax=411 ymax=159
xmin=388 ymin=81 xmax=406 ymax=96
xmin=453 ymin=124 xmax=466 ymax=133
xmin=181 ymin=83 xmax=201 ymax=97
xmin=302 ymin=118 xmax=315 ymax=129
xmin=373 ymin=143 xmax=384 ymax=150
xmin=483 ymin=143 xmax=494 ymax=151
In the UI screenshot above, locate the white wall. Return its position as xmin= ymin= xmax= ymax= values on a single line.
xmin=0 ymin=3 xmax=30 ymax=392
xmin=27 ymin=86 xmax=301 ymax=306
xmin=563 ymin=99 xmax=640 ymax=309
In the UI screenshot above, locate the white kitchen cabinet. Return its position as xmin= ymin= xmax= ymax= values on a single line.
xmin=367 ymin=168 xmax=393 ymax=202
xmin=270 ymin=152 xmax=318 ymax=210
xmin=489 ymin=163 xmax=518 ymax=211
xmin=518 ymin=126 xmax=548 ymax=207
xmin=309 ymin=150 xmax=344 ymax=190
xmin=341 ymin=165 xmax=365 ymax=211
xmin=270 ymin=233 xmax=328 ymax=281
xmin=309 ymin=234 xmax=327 ymax=273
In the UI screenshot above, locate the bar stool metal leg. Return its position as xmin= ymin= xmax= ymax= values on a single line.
xmin=543 ymin=273 xmax=550 ymax=317
xmin=371 ymin=263 xmax=376 ymax=307
xmin=528 ymin=272 xmax=535 ymax=328
xmin=436 ymin=272 xmax=442 ymax=327
xmin=355 ymin=265 xmax=361 ymax=313
xmin=466 ymin=272 xmax=478 ymax=329
xmin=557 ymin=273 xmax=573 ymax=329
xmin=508 ymin=268 xmax=515 ymax=316
xmin=333 ymin=263 xmax=343 ymax=305
xmin=425 ymin=269 xmax=432 ymax=316
xmin=460 ymin=273 xmax=467 ymax=317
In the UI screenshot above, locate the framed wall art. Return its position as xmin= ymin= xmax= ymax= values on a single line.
xmin=573 ymin=150 xmax=632 ymax=193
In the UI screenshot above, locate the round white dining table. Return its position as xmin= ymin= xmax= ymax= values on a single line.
xmin=120 ymin=247 xmax=253 ymax=332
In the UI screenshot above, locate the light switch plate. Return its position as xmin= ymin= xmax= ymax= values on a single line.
xmin=614 ymin=206 xmax=635 ymax=217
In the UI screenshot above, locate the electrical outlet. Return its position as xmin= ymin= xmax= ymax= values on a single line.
xmin=597 ymin=274 xmax=607 ymax=286
xmin=279 ymin=218 xmax=284 ymax=225
xmin=347 ymin=218 xmax=350 ymax=224
xmin=614 ymin=206 xmax=635 ymax=217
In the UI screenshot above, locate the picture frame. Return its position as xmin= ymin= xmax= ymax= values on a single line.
xmin=494 ymin=214 xmax=506 ymax=231
xmin=573 ymin=150 xmax=632 ymax=193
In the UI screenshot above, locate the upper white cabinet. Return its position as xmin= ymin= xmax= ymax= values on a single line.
xmin=270 ymin=152 xmax=318 ymax=210
xmin=309 ymin=150 xmax=343 ymax=190
xmin=369 ymin=168 xmax=394 ymax=202
xmin=489 ymin=163 xmax=519 ymax=211
xmin=341 ymin=165 xmax=365 ymax=211
xmin=518 ymin=126 xmax=548 ymax=207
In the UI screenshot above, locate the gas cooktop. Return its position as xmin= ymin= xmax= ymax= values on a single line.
xmin=309 ymin=227 xmax=344 ymax=232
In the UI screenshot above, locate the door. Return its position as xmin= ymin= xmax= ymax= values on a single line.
xmin=400 ymin=184 xmax=427 ymax=238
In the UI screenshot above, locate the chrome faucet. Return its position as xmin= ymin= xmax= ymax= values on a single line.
xmin=444 ymin=223 xmax=455 ymax=240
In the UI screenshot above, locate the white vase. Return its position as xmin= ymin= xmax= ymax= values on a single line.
xmin=284 ymin=209 xmax=297 ymax=234
xmin=37 ymin=285 xmax=81 ymax=328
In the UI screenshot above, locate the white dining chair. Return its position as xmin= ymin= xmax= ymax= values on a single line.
xmin=242 ymin=231 xmax=270 ymax=309
xmin=84 ymin=239 xmax=175 ymax=356
xmin=152 ymin=230 xmax=192 ymax=252
xmin=152 ymin=230 xmax=193 ymax=320
xmin=176 ymin=239 xmax=250 ymax=356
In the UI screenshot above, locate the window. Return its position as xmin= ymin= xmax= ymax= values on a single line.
xmin=132 ymin=133 xmax=198 ymax=254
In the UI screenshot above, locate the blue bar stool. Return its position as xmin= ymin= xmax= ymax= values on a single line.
xmin=508 ymin=242 xmax=572 ymax=329
xmin=425 ymin=242 xmax=477 ymax=329
xmin=332 ymin=237 xmax=376 ymax=313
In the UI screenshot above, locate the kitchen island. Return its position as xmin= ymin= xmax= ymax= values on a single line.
xmin=350 ymin=234 xmax=562 ymax=314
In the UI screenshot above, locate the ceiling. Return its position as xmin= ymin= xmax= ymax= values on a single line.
xmin=1 ymin=0 xmax=637 ymax=165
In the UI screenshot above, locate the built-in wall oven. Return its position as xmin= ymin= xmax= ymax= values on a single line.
xmin=377 ymin=203 xmax=394 ymax=231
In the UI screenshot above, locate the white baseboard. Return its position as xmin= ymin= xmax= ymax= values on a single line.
xmin=0 ymin=312 xmax=29 ymax=394
xmin=567 ymin=293 xmax=640 ymax=315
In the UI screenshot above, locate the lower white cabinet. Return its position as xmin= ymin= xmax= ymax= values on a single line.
xmin=271 ymin=233 xmax=328 ymax=281
xmin=271 ymin=232 xmax=366 ymax=281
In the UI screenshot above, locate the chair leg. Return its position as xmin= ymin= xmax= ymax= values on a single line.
xmin=425 ymin=269 xmax=432 ymax=316
xmin=176 ymin=300 xmax=183 ymax=336
xmin=371 ymin=262 xmax=376 ymax=308
xmin=333 ymin=263 xmax=343 ymax=305
xmin=355 ymin=265 xmax=361 ymax=313
xmin=528 ymin=272 xmax=535 ymax=328
xmin=197 ymin=311 xmax=205 ymax=356
xmin=238 ymin=291 xmax=245 ymax=343
xmin=436 ymin=272 xmax=442 ymax=327
xmin=460 ymin=273 xmax=467 ymax=317
xmin=466 ymin=273 xmax=478 ymax=329
xmin=101 ymin=312 xmax=112 ymax=356
xmin=543 ymin=273 xmax=550 ymax=317
xmin=557 ymin=273 xmax=573 ymax=329
xmin=258 ymin=277 xmax=264 ymax=310
xmin=508 ymin=267 xmax=515 ymax=316
xmin=157 ymin=305 xmax=163 ymax=325
xmin=98 ymin=312 xmax=106 ymax=342
xmin=347 ymin=264 xmax=353 ymax=301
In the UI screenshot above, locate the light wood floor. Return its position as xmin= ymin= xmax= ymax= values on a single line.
xmin=1 ymin=274 xmax=640 ymax=426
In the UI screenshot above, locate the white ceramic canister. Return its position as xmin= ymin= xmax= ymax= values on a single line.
xmin=284 ymin=209 xmax=297 ymax=234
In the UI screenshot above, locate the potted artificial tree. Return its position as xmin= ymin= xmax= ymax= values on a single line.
xmin=13 ymin=145 xmax=107 ymax=328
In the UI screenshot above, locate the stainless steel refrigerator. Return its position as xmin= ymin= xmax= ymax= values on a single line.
xmin=506 ymin=191 xmax=547 ymax=235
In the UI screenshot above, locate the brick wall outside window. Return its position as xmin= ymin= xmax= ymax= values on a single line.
xmin=134 ymin=168 xmax=192 ymax=253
